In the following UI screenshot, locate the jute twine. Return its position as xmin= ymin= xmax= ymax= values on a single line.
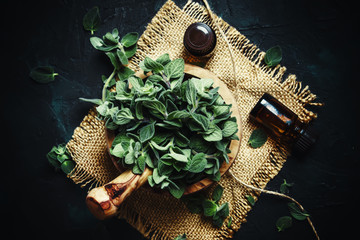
xmin=66 ymin=1 xmax=321 ymax=239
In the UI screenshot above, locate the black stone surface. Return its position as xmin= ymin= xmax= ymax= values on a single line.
xmin=2 ymin=0 xmax=358 ymax=239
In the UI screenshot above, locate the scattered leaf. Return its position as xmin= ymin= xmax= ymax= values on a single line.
xmin=248 ymin=128 xmax=268 ymax=148
xmin=212 ymin=185 xmax=224 ymax=203
xmin=83 ymin=6 xmax=101 ymax=34
xmin=264 ymin=46 xmax=282 ymax=67
xmin=288 ymin=203 xmax=310 ymax=221
xmin=280 ymin=179 xmax=294 ymax=194
xmin=276 ymin=216 xmax=292 ymax=232
xmin=173 ymin=234 xmax=187 ymax=240
xmin=30 ymin=66 xmax=58 ymax=84
xmin=245 ymin=195 xmax=255 ymax=206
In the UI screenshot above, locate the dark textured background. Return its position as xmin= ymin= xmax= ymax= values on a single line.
xmin=2 ymin=0 xmax=358 ymax=239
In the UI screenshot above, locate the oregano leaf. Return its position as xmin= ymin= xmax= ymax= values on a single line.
xmin=222 ymin=120 xmax=238 ymax=138
xmin=212 ymin=185 xmax=224 ymax=203
xmin=30 ymin=66 xmax=58 ymax=84
xmin=120 ymin=32 xmax=139 ymax=47
xmin=287 ymin=203 xmax=310 ymax=221
xmin=143 ymin=56 xmax=164 ymax=73
xmin=83 ymin=6 xmax=101 ymax=35
xmin=139 ymin=122 xmax=155 ymax=143
xmin=164 ymin=58 xmax=184 ymax=79
xmin=245 ymin=195 xmax=255 ymax=206
xmin=248 ymin=128 xmax=268 ymax=148
xmin=276 ymin=216 xmax=292 ymax=232
xmin=202 ymin=199 xmax=217 ymax=217
xmin=280 ymin=179 xmax=294 ymax=194
xmin=264 ymin=46 xmax=282 ymax=67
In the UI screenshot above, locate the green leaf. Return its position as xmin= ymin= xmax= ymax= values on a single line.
xmin=113 ymin=108 xmax=134 ymax=125
xmin=203 ymin=125 xmax=223 ymax=142
xmin=212 ymin=215 xmax=225 ymax=228
xmin=90 ymin=37 xmax=117 ymax=51
xmin=61 ymin=160 xmax=75 ymax=175
xmin=287 ymin=203 xmax=310 ymax=221
xmin=125 ymin=149 xmax=135 ymax=165
xmin=222 ymin=120 xmax=238 ymax=138
xmin=167 ymin=110 xmax=190 ymax=120
xmin=187 ymin=153 xmax=207 ymax=173
xmin=164 ymin=58 xmax=184 ymax=79
xmin=137 ymin=155 xmax=146 ymax=172
xmin=190 ymin=77 xmax=214 ymax=99
xmin=280 ymin=179 xmax=294 ymax=194
xmin=135 ymin=102 xmax=143 ymax=120
xmin=276 ymin=216 xmax=292 ymax=232
xmin=111 ymin=143 xmax=127 ymax=158
xmin=83 ymin=6 xmax=100 ymax=34
xmin=245 ymin=195 xmax=255 ymax=206
xmin=168 ymin=182 xmax=185 ymax=199
xmin=128 ymin=75 xmax=144 ymax=92
xmin=264 ymin=46 xmax=282 ymax=67
xmin=185 ymin=80 xmax=197 ymax=107
xmin=150 ymin=140 xmax=172 ymax=152
xmin=117 ymin=66 xmax=135 ymax=81
xmin=139 ymin=122 xmax=155 ymax=143
xmin=156 ymin=53 xmax=171 ymax=66
xmin=103 ymin=32 xmax=118 ymax=45
xmin=248 ymin=128 xmax=268 ymax=148
xmin=227 ymin=216 xmax=232 ymax=228
xmin=143 ymin=56 xmax=164 ymax=73
xmin=212 ymin=185 xmax=224 ymax=203
xmin=142 ymin=99 xmax=166 ymax=117
xmin=202 ymin=199 xmax=217 ymax=217
xmin=189 ymin=136 xmax=209 ymax=153
xmin=117 ymin=49 xmax=128 ymax=65
xmin=105 ymin=51 xmax=121 ymax=70
xmin=121 ymin=32 xmax=139 ymax=47
xmin=78 ymin=98 xmax=103 ymax=105
xmin=169 ymin=148 xmax=188 ymax=163
xmin=124 ymin=44 xmax=137 ymax=58
xmin=173 ymin=234 xmax=187 ymax=240
xmin=191 ymin=113 xmax=210 ymax=131
xmin=216 ymin=202 xmax=229 ymax=218
xmin=30 ymin=66 xmax=58 ymax=84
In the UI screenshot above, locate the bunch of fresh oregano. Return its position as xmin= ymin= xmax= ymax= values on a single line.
xmin=80 ymin=30 xmax=239 ymax=200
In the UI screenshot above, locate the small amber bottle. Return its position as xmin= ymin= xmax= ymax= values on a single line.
xmin=250 ymin=93 xmax=317 ymax=153
xmin=183 ymin=22 xmax=217 ymax=57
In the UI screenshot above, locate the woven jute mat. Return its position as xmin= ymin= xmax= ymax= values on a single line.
xmin=66 ymin=1 xmax=321 ymax=239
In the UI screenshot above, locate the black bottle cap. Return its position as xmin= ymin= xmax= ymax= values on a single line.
xmin=293 ymin=127 xmax=318 ymax=154
xmin=183 ymin=22 xmax=216 ymax=56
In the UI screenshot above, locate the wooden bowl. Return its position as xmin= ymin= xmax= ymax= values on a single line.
xmin=106 ymin=64 xmax=242 ymax=195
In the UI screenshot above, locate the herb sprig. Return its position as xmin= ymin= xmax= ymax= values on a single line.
xmin=182 ymin=185 xmax=230 ymax=227
xmin=47 ymin=143 xmax=75 ymax=174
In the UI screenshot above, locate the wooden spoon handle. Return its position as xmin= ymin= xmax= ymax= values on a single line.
xmin=86 ymin=168 xmax=152 ymax=219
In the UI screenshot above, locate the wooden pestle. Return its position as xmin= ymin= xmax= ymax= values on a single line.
xmin=86 ymin=168 xmax=153 ymax=220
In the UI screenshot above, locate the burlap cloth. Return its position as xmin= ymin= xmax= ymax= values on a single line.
xmin=66 ymin=1 xmax=321 ymax=239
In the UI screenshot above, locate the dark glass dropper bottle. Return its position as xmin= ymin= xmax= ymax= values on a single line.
xmin=250 ymin=93 xmax=317 ymax=153
xmin=183 ymin=22 xmax=217 ymax=57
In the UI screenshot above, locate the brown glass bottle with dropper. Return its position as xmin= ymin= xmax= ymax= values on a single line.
xmin=183 ymin=22 xmax=217 ymax=58
xmin=250 ymin=93 xmax=317 ymax=153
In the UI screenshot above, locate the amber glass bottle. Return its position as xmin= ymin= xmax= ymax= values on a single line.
xmin=183 ymin=22 xmax=216 ymax=57
xmin=250 ymin=93 xmax=317 ymax=153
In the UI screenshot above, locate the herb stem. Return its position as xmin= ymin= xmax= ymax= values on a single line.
xmin=102 ymin=68 xmax=117 ymax=102
xmin=160 ymin=72 xmax=171 ymax=89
